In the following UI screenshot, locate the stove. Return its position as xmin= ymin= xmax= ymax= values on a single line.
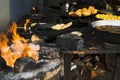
xmin=0 ymin=42 xmax=61 ymax=80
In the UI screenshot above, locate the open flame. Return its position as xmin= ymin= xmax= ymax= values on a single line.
xmin=0 ymin=22 xmax=40 ymax=67
xmin=24 ymin=19 xmax=30 ymax=32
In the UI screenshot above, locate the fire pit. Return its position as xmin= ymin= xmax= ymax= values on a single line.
xmin=0 ymin=58 xmax=61 ymax=80
xmin=0 ymin=22 xmax=61 ymax=80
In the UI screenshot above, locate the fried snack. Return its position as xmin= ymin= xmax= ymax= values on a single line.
xmin=88 ymin=6 xmax=95 ymax=11
xmin=82 ymin=8 xmax=87 ymax=12
xmin=63 ymin=22 xmax=73 ymax=29
xmin=51 ymin=22 xmax=72 ymax=30
xmin=82 ymin=9 xmax=91 ymax=16
xmin=68 ymin=11 xmax=75 ymax=15
xmin=75 ymin=9 xmax=82 ymax=17
xmin=91 ymin=9 xmax=98 ymax=14
xmin=96 ymin=14 xmax=120 ymax=20
xmin=88 ymin=6 xmax=97 ymax=14
xmin=51 ymin=24 xmax=64 ymax=30
xmin=68 ymin=6 xmax=97 ymax=17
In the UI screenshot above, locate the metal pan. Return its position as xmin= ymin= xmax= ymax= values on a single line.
xmin=91 ymin=20 xmax=120 ymax=44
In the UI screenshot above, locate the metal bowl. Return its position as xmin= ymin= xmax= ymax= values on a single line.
xmin=91 ymin=20 xmax=120 ymax=44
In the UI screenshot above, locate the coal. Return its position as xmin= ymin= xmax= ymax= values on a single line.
xmin=0 ymin=57 xmax=7 ymax=70
xmin=0 ymin=59 xmax=61 ymax=80
xmin=14 ymin=57 xmax=36 ymax=73
xmin=39 ymin=43 xmax=60 ymax=60
xmin=0 ymin=42 xmax=61 ymax=80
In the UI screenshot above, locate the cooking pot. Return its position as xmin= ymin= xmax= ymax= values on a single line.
xmin=92 ymin=20 xmax=120 ymax=44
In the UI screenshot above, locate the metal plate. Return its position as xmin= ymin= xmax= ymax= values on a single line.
xmin=91 ymin=20 xmax=120 ymax=28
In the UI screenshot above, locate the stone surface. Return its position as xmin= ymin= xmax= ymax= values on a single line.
xmin=56 ymin=32 xmax=84 ymax=50
xmin=0 ymin=59 xmax=61 ymax=80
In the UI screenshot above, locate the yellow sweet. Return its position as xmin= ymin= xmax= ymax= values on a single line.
xmin=88 ymin=6 xmax=95 ymax=11
xmin=96 ymin=14 xmax=120 ymax=20
xmin=68 ymin=11 xmax=75 ymax=15
xmin=75 ymin=9 xmax=82 ymax=17
xmin=91 ymin=9 xmax=98 ymax=14
xmin=82 ymin=9 xmax=91 ymax=16
xmin=68 ymin=6 xmax=98 ymax=17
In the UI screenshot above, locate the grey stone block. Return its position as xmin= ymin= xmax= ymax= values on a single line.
xmin=56 ymin=32 xmax=84 ymax=50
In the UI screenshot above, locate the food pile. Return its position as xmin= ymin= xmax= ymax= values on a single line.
xmin=68 ymin=6 xmax=98 ymax=17
xmin=96 ymin=14 xmax=120 ymax=20
xmin=96 ymin=25 xmax=120 ymax=34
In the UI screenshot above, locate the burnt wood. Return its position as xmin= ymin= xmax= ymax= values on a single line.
xmin=0 ymin=59 xmax=61 ymax=80
xmin=62 ymin=33 xmax=120 ymax=80
xmin=14 ymin=57 xmax=36 ymax=73
xmin=0 ymin=57 xmax=7 ymax=69
xmin=40 ymin=46 xmax=60 ymax=59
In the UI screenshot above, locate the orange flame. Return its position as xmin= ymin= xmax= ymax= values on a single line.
xmin=0 ymin=33 xmax=8 ymax=49
xmin=0 ymin=22 xmax=39 ymax=67
xmin=24 ymin=19 xmax=30 ymax=32
xmin=9 ymin=22 xmax=27 ymax=43
xmin=22 ymin=44 xmax=39 ymax=62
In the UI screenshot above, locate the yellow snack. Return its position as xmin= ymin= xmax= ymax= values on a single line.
xmin=96 ymin=14 xmax=120 ymax=20
xmin=75 ymin=9 xmax=82 ymax=17
xmin=82 ymin=9 xmax=91 ymax=16
xmin=88 ymin=6 xmax=95 ymax=11
xmin=68 ymin=6 xmax=98 ymax=17
xmin=117 ymin=16 xmax=120 ymax=20
xmin=68 ymin=11 xmax=75 ymax=15
xmin=51 ymin=22 xmax=72 ymax=30
xmin=91 ymin=9 xmax=98 ymax=14
xmin=76 ymin=9 xmax=82 ymax=12
xmin=82 ymin=8 xmax=87 ymax=12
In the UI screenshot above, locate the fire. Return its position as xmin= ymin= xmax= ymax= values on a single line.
xmin=9 ymin=22 xmax=27 ymax=43
xmin=24 ymin=19 xmax=30 ymax=32
xmin=0 ymin=33 xmax=8 ymax=49
xmin=0 ymin=22 xmax=40 ymax=67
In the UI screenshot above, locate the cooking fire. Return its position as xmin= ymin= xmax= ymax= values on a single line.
xmin=0 ymin=0 xmax=120 ymax=79
xmin=0 ymin=22 xmax=40 ymax=67
xmin=0 ymin=22 xmax=61 ymax=80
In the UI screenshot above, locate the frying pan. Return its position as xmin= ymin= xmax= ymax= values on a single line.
xmin=92 ymin=20 xmax=120 ymax=44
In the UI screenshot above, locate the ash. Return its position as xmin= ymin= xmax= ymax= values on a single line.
xmin=0 ymin=59 xmax=61 ymax=80
xmin=0 ymin=42 xmax=61 ymax=80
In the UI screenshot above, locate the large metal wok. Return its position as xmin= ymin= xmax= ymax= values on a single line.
xmin=92 ymin=20 xmax=120 ymax=44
